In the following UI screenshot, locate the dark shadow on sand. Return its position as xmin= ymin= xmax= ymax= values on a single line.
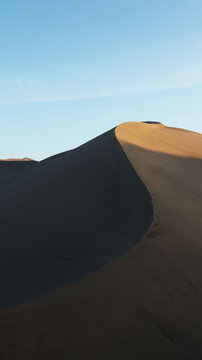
xmin=0 ymin=129 xmax=153 ymax=311
xmin=0 ymin=129 xmax=153 ymax=310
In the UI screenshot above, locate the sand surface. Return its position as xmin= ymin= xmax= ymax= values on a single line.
xmin=0 ymin=122 xmax=202 ymax=359
xmin=0 ymin=159 xmax=36 ymax=187
xmin=0 ymin=129 xmax=152 ymax=311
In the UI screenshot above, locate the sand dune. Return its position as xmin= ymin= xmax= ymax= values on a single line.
xmin=0 ymin=122 xmax=202 ymax=359
xmin=0 ymin=129 xmax=152 ymax=311
xmin=0 ymin=159 xmax=36 ymax=187
xmin=0 ymin=158 xmax=35 ymax=161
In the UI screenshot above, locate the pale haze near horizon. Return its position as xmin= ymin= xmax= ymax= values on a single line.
xmin=0 ymin=0 xmax=202 ymax=160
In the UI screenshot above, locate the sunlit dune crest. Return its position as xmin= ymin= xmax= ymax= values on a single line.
xmin=117 ymin=121 xmax=202 ymax=158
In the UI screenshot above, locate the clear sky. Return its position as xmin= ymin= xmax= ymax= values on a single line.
xmin=0 ymin=0 xmax=202 ymax=160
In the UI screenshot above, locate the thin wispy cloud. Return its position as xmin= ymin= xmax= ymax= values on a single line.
xmin=0 ymin=72 xmax=202 ymax=105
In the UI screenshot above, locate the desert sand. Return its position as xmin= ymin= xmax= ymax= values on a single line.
xmin=0 ymin=159 xmax=36 ymax=187
xmin=0 ymin=122 xmax=202 ymax=359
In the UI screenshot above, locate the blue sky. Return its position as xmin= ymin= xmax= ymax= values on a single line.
xmin=0 ymin=0 xmax=202 ymax=160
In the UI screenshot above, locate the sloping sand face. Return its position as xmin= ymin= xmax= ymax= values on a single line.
xmin=0 ymin=160 xmax=36 ymax=187
xmin=0 ymin=129 xmax=152 ymax=311
xmin=0 ymin=122 xmax=202 ymax=359
xmin=115 ymin=122 xmax=202 ymax=357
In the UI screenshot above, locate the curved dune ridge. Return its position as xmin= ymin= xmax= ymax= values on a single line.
xmin=0 ymin=129 xmax=153 ymax=311
xmin=0 ymin=122 xmax=202 ymax=359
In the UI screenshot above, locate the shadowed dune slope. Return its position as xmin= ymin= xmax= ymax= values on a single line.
xmin=0 ymin=128 xmax=152 ymax=311
xmin=0 ymin=159 xmax=36 ymax=186
xmin=0 ymin=122 xmax=202 ymax=360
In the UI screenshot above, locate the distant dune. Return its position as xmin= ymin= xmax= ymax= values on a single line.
xmin=0 ymin=157 xmax=35 ymax=161
xmin=0 ymin=122 xmax=202 ymax=359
